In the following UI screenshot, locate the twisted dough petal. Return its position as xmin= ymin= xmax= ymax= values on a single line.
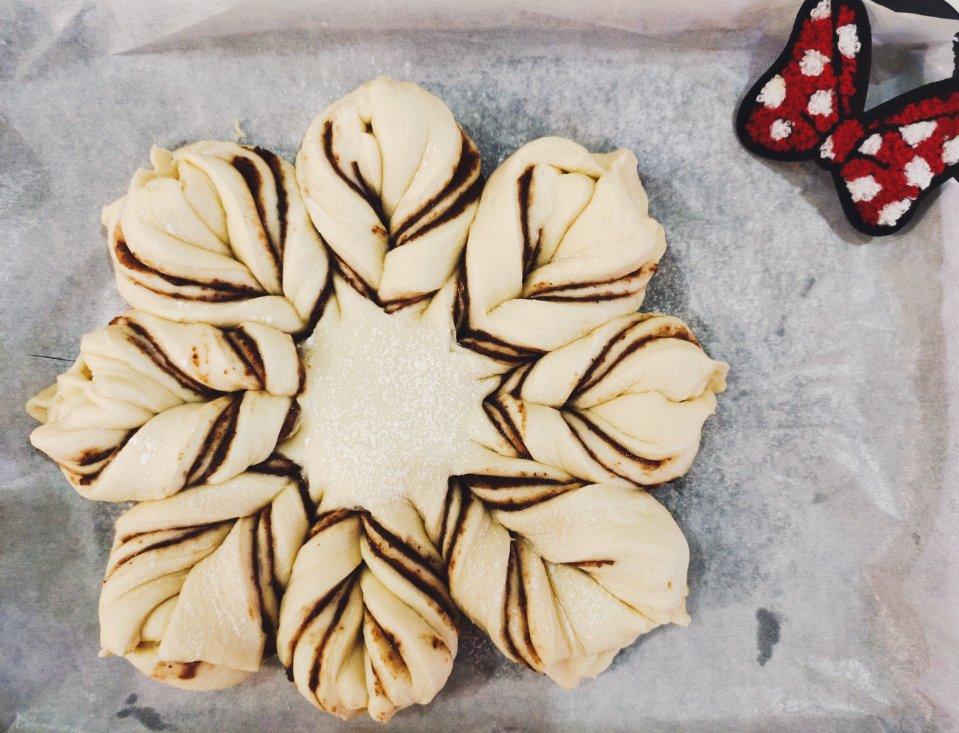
xmin=27 ymin=311 xmax=302 ymax=501
xmin=482 ymin=313 xmax=728 ymax=484
xmin=430 ymin=451 xmax=688 ymax=689
xmin=98 ymin=457 xmax=311 ymax=690
xmin=297 ymin=77 xmax=481 ymax=312
xmin=277 ymin=504 xmax=457 ymax=722
xmin=103 ymin=141 xmax=331 ymax=334
xmin=456 ymin=137 xmax=666 ymax=363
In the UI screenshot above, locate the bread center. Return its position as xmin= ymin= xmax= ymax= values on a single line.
xmin=282 ymin=282 xmax=493 ymax=513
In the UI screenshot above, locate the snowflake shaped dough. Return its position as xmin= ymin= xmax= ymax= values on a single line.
xmin=27 ymin=77 xmax=727 ymax=723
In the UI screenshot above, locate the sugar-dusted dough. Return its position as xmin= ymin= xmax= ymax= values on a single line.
xmin=419 ymin=449 xmax=690 ymax=690
xmin=103 ymin=141 xmax=331 ymax=334
xmin=482 ymin=313 xmax=728 ymax=485
xmin=297 ymin=77 xmax=481 ymax=311
xmin=27 ymin=310 xmax=301 ymax=502
xmin=25 ymin=78 xmax=729 ymax=724
xmin=98 ymin=459 xmax=309 ymax=689
xmin=277 ymin=502 xmax=457 ymax=722
xmin=457 ymin=136 xmax=666 ymax=362
xmin=280 ymin=278 xmax=495 ymax=517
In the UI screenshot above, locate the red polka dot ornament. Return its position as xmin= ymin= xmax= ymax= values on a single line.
xmin=736 ymin=0 xmax=959 ymax=236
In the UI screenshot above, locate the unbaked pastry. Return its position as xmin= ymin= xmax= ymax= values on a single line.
xmin=482 ymin=313 xmax=728 ymax=484
xmin=277 ymin=503 xmax=457 ymax=722
xmin=98 ymin=457 xmax=310 ymax=690
xmin=103 ymin=141 xmax=331 ymax=334
xmin=25 ymin=78 xmax=728 ymax=724
xmin=421 ymin=449 xmax=689 ymax=689
xmin=456 ymin=136 xmax=666 ymax=362
xmin=297 ymin=77 xmax=481 ymax=312
xmin=27 ymin=310 xmax=301 ymax=502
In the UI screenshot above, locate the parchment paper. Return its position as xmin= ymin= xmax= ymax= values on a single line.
xmin=2 ymin=1 xmax=957 ymax=730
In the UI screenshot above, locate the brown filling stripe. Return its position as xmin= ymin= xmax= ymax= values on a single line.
xmin=108 ymin=524 xmax=226 ymax=577
xmin=508 ymin=539 xmax=540 ymax=668
xmin=114 ymin=231 xmax=259 ymax=302
xmin=120 ymin=318 xmax=219 ymax=399
xmin=306 ymin=571 xmax=360 ymax=691
xmin=517 ymin=166 xmax=538 ymax=277
xmin=250 ymin=453 xmax=314 ymax=522
xmin=252 ymin=146 xmax=289 ymax=258
xmin=526 ymin=263 xmax=658 ymax=302
xmin=223 ymin=326 xmax=267 ymax=388
xmin=564 ymin=410 xmax=666 ymax=475
xmin=440 ymin=481 xmax=471 ymax=573
xmin=457 ymin=473 xmax=582 ymax=512
xmin=250 ymin=509 xmax=273 ymax=650
xmin=185 ymin=396 xmax=242 ymax=486
xmin=74 ymin=431 xmax=133 ymax=488
xmin=73 ymin=445 xmax=122 ymax=468
xmin=571 ymin=320 xmax=696 ymax=399
xmin=322 ymin=120 xmax=390 ymax=239
xmin=230 ymin=155 xmax=272 ymax=256
xmin=392 ymin=131 xmax=481 ymax=246
xmin=362 ymin=515 xmax=456 ymax=623
xmin=295 ymin=272 xmax=333 ymax=344
xmin=482 ymin=396 xmax=531 ymax=459
xmin=278 ymin=402 xmax=300 ymax=442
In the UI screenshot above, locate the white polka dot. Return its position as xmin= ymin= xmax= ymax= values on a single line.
xmin=808 ymin=89 xmax=833 ymax=116
xmin=800 ymin=50 xmax=829 ymax=76
xmin=837 ymin=25 xmax=861 ymax=58
xmin=877 ymin=198 xmax=914 ymax=227
xmin=900 ymin=121 xmax=937 ymax=147
xmin=846 ymin=175 xmax=882 ymax=202
xmin=757 ymin=75 xmax=786 ymax=108
xmin=904 ymin=156 xmax=934 ymax=190
xmin=810 ymin=0 xmax=831 ymax=20
xmin=770 ymin=119 xmax=793 ymax=140
xmin=942 ymin=137 xmax=959 ymax=164
xmin=858 ymin=134 xmax=882 ymax=156
xmin=820 ymin=136 xmax=835 ymax=160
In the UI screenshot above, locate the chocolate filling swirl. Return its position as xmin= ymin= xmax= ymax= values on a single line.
xmin=320 ymin=117 xmax=481 ymax=312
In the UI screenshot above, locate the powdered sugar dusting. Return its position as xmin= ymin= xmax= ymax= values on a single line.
xmin=281 ymin=282 xmax=492 ymax=513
